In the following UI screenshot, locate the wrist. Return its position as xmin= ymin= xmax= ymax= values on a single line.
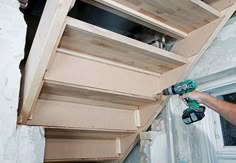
xmin=197 ymin=92 xmax=207 ymax=104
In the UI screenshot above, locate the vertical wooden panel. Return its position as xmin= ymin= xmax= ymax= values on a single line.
xmin=45 ymin=138 xmax=118 ymax=160
xmin=27 ymin=99 xmax=138 ymax=131
xmin=21 ymin=0 xmax=74 ymax=123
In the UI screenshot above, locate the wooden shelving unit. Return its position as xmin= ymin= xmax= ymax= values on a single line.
xmin=18 ymin=0 xmax=236 ymax=162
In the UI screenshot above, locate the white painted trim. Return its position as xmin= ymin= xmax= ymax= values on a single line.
xmin=167 ymin=98 xmax=176 ymax=163
xmin=197 ymin=67 xmax=236 ymax=93
xmin=212 ymin=112 xmax=224 ymax=148
xmin=116 ymin=137 xmax=121 ymax=154
xmin=202 ymin=108 xmax=218 ymax=163
xmin=135 ymin=110 xmax=141 ymax=127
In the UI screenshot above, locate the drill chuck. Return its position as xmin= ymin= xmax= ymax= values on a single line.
xmin=162 ymin=86 xmax=176 ymax=95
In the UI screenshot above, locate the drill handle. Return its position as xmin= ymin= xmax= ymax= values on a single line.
xmin=183 ymin=98 xmax=199 ymax=107
xmin=185 ymin=98 xmax=193 ymax=104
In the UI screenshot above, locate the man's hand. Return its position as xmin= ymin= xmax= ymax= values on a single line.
xmin=180 ymin=90 xmax=204 ymax=104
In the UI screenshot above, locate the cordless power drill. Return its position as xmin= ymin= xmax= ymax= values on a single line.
xmin=162 ymin=80 xmax=206 ymax=125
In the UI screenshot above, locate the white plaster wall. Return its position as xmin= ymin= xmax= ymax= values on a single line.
xmin=150 ymin=133 xmax=169 ymax=163
xmin=0 ymin=0 xmax=45 ymax=162
xmin=189 ymin=15 xmax=236 ymax=80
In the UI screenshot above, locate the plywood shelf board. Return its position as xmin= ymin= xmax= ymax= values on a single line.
xmin=40 ymin=93 xmax=139 ymax=110
xmin=203 ymin=0 xmax=236 ymax=11
xmin=171 ymin=16 xmax=225 ymax=57
xmin=42 ymin=81 xmax=157 ymax=107
xmin=82 ymin=0 xmax=188 ymax=38
xmin=81 ymin=0 xmax=186 ymax=39
xmin=45 ymin=51 xmax=161 ymax=97
xmin=93 ymin=0 xmax=220 ymax=33
xmin=59 ymin=17 xmax=188 ymax=74
xmin=45 ymin=138 xmax=118 ymax=160
xmin=26 ymin=99 xmax=138 ymax=131
xmin=45 ymin=128 xmax=133 ymax=140
xmin=57 ymin=48 xmax=161 ymax=77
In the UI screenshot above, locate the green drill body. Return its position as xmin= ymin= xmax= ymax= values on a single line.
xmin=162 ymin=80 xmax=205 ymax=125
xmin=163 ymin=79 xmax=198 ymax=95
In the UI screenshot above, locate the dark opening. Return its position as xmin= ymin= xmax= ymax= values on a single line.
xmin=218 ymin=92 xmax=236 ymax=146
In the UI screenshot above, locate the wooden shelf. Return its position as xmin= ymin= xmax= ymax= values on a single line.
xmin=44 ymin=51 xmax=161 ymax=100
xmin=82 ymin=0 xmax=188 ymax=38
xmin=41 ymin=81 xmax=157 ymax=107
xmin=26 ymin=99 xmax=139 ymax=131
xmin=45 ymin=138 xmax=119 ymax=162
xmin=44 ymin=128 xmax=138 ymax=162
xmin=45 ymin=128 xmax=132 ymax=140
xmin=92 ymin=0 xmax=221 ymax=33
xmin=59 ymin=17 xmax=188 ymax=74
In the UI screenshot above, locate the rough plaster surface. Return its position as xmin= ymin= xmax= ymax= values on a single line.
xmin=0 ymin=0 xmax=45 ymax=162
xmin=189 ymin=15 xmax=236 ymax=79
xmin=150 ymin=133 xmax=168 ymax=163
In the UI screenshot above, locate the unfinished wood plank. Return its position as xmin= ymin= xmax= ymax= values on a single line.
xmin=203 ymin=0 xmax=236 ymax=11
xmin=93 ymin=0 xmax=220 ymax=33
xmin=191 ymin=0 xmax=221 ymax=17
xmin=45 ymin=128 xmax=132 ymax=140
xmin=40 ymin=93 xmax=138 ymax=110
xmin=82 ymin=0 xmax=186 ymax=39
xmin=45 ymin=51 xmax=161 ymax=97
xmin=41 ymin=81 xmax=156 ymax=106
xmin=160 ymin=65 xmax=189 ymax=91
xmin=59 ymin=17 xmax=188 ymax=74
xmin=139 ymin=98 xmax=166 ymax=128
xmin=26 ymin=99 xmax=138 ymax=131
xmin=20 ymin=0 xmax=74 ymax=123
xmin=119 ymin=133 xmax=139 ymax=162
xmin=45 ymin=138 xmax=118 ymax=161
xmin=171 ymin=16 xmax=225 ymax=57
xmin=82 ymin=0 xmax=187 ymax=38
xmin=57 ymin=48 xmax=161 ymax=77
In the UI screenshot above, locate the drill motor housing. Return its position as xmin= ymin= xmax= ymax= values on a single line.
xmin=163 ymin=80 xmax=198 ymax=96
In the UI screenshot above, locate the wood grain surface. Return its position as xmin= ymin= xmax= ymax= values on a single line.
xmin=59 ymin=17 xmax=188 ymax=74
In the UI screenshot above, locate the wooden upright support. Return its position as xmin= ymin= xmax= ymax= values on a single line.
xmin=21 ymin=0 xmax=74 ymax=123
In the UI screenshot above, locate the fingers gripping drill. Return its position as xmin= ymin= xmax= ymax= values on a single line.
xmin=162 ymin=80 xmax=205 ymax=125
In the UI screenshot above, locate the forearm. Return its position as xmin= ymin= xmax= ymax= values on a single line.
xmin=199 ymin=93 xmax=236 ymax=126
